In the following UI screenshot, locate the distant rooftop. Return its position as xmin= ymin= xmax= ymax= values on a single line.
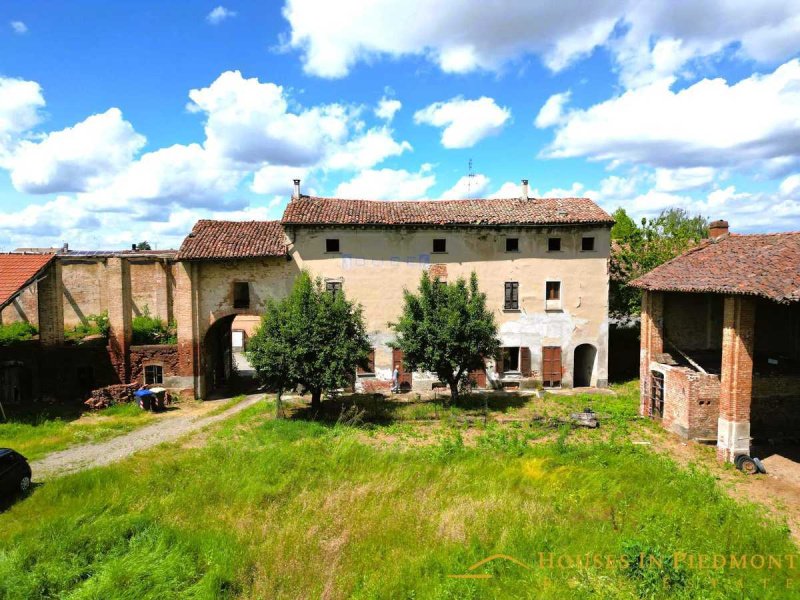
xmin=281 ymin=196 xmax=614 ymax=227
xmin=631 ymin=232 xmax=800 ymax=304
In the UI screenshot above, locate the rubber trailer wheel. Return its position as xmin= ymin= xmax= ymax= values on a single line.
xmin=753 ymin=457 xmax=767 ymax=474
xmin=734 ymin=454 xmax=747 ymax=469
xmin=737 ymin=456 xmax=759 ymax=475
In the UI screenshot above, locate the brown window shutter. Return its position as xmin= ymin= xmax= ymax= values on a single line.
xmin=495 ymin=350 xmax=504 ymax=374
xmin=520 ymin=347 xmax=531 ymax=376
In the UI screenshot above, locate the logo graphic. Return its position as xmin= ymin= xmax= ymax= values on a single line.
xmin=448 ymin=554 xmax=532 ymax=579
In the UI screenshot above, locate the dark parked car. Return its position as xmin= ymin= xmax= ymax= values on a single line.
xmin=0 ymin=449 xmax=32 ymax=497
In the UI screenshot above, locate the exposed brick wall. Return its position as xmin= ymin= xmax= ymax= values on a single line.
xmin=130 ymin=260 xmax=172 ymax=321
xmin=663 ymin=292 xmax=723 ymax=351
xmin=639 ymin=291 xmax=664 ymax=416
xmin=130 ymin=344 xmax=179 ymax=384
xmin=37 ymin=261 xmax=64 ymax=346
xmin=655 ymin=363 xmax=720 ymax=440
xmin=106 ymin=257 xmax=132 ymax=382
xmin=0 ymin=340 xmax=119 ymax=402
xmin=0 ymin=285 xmax=38 ymax=325
xmin=61 ymin=259 xmax=107 ymax=327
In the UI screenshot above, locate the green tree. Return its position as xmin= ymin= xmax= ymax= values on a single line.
xmin=246 ymin=271 xmax=371 ymax=411
xmin=610 ymin=208 xmax=708 ymax=317
xmin=134 ymin=241 xmax=152 ymax=251
xmin=391 ymin=271 xmax=499 ymax=406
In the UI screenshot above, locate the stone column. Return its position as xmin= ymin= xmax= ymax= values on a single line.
xmin=107 ymin=257 xmax=132 ymax=383
xmin=717 ymin=295 xmax=755 ymax=462
xmin=37 ymin=260 xmax=64 ymax=346
xmin=639 ymin=290 xmax=664 ymax=416
xmin=175 ymin=261 xmax=201 ymax=397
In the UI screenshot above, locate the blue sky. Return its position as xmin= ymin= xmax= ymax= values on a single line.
xmin=1 ymin=1 xmax=799 ymax=250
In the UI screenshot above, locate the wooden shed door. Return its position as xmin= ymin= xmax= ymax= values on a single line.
xmin=392 ymin=349 xmax=412 ymax=390
xmin=542 ymin=346 xmax=562 ymax=387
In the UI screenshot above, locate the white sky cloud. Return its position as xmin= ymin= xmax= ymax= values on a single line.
xmin=538 ymin=59 xmax=800 ymax=173
xmin=534 ymin=91 xmax=571 ymax=128
xmin=0 ymin=77 xmax=44 ymax=159
xmin=375 ymin=97 xmax=401 ymax=122
xmin=10 ymin=21 xmax=27 ymax=34
xmin=335 ymin=166 xmax=435 ymax=199
xmin=414 ymin=97 xmax=510 ymax=149
xmin=9 ymin=108 xmax=146 ymax=194
xmin=325 ymin=127 xmax=411 ymax=170
xmin=206 ymin=6 xmax=237 ymax=25
xmin=283 ymin=0 xmax=800 ymax=86
xmin=654 ymin=167 xmax=716 ymax=192
xmin=438 ymin=174 xmax=490 ymax=199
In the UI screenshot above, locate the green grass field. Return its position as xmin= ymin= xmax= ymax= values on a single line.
xmin=0 ymin=402 xmax=155 ymax=461
xmin=0 ymin=383 xmax=797 ymax=599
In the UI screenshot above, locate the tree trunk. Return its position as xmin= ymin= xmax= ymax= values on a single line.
xmin=275 ymin=388 xmax=284 ymax=419
xmin=447 ymin=377 xmax=459 ymax=406
xmin=310 ymin=388 xmax=322 ymax=409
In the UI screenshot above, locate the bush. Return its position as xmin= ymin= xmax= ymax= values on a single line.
xmin=131 ymin=306 xmax=176 ymax=345
xmin=0 ymin=321 xmax=37 ymax=345
xmin=64 ymin=312 xmax=109 ymax=342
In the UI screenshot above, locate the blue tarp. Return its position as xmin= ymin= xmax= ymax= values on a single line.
xmin=134 ymin=389 xmax=155 ymax=397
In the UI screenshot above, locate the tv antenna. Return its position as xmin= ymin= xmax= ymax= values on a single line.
xmin=467 ymin=158 xmax=475 ymax=198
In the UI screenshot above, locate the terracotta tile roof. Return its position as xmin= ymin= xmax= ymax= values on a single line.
xmin=630 ymin=232 xmax=800 ymax=304
xmin=281 ymin=196 xmax=614 ymax=227
xmin=0 ymin=253 xmax=55 ymax=309
xmin=176 ymin=220 xmax=286 ymax=260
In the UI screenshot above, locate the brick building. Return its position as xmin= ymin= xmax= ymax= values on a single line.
xmin=1 ymin=181 xmax=613 ymax=404
xmin=632 ymin=221 xmax=800 ymax=462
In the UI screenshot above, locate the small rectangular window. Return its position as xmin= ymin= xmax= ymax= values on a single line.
xmin=358 ymin=348 xmax=376 ymax=375
xmin=432 ymin=238 xmax=447 ymax=253
xmin=548 ymin=237 xmax=561 ymax=252
xmin=504 ymin=281 xmax=519 ymax=310
xmin=505 ymin=238 xmax=519 ymax=252
xmin=326 ymin=238 xmax=340 ymax=253
xmin=144 ymin=365 xmax=163 ymax=385
xmin=502 ymin=347 xmax=520 ymax=372
xmin=581 ymin=236 xmax=595 ymax=251
xmin=546 ymin=281 xmax=561 ymax=301
xmin=233 ymin=282 xmax=250 ymax=309
xmin=325 ymin=281 xmax=342 ymax=295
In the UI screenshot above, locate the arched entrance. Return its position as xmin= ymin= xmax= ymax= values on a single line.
xmin=573 ymin=344 xmax=597 ymax=387
xmin=203 ymin=314 xmax=237 ymax=397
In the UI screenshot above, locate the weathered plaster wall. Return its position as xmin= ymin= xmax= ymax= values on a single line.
xmin=61 ymin=259 xmax=108 ymax=327
xmin=288 ymin=224 xmax=610 ymax=388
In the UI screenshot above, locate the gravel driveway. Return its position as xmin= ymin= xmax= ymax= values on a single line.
xmin=31 ymin=394 xmax=264 ymax=480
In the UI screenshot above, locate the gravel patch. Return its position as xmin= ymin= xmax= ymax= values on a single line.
xmin=31 ymin=394 xmax=264 ymax=480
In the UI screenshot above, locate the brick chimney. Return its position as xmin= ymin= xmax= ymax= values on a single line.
xmin=521 ymin=179 xmax=529 ymax=199
xmin=709 ymin=219 xmax=729 ymax=240
xmin=292 ymin=179 xmax=301 ymax=200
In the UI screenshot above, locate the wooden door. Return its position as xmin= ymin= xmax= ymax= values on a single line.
xmin=542 ymin=346 xmax=562 ymax=387
xmin=392 ymin=348 xmax=412 ymax=390
xmin=468 ymin=367 xmax=487 ymax=389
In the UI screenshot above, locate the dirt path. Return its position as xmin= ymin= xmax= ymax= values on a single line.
xmin=31 ymin=394 xmax=264 ymax=480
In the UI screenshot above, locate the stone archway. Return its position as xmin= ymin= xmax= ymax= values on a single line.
xmin=202 ymin=314 xmax=237 ymax=398
xmin=573 ymin=344 xmax=597 ymax=388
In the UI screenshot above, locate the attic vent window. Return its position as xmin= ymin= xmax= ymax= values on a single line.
xmin=506 ymin=238 xmax=519 ymax=252
xmin=548 ymin=237 xmax=561 ymax=252
xmin=233 ymin=282 xmax=250 ymax=309
xmin=432 ymin=238 xmax=447 ymax=253
xmin=326 ymin=239 xmax=340 ymax=253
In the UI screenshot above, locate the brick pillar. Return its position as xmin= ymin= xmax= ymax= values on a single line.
xmin=37 ymin=260 xmax=64 ymax=346
xmin=175 ymin=261 xmax=201 ymax=397
xmin=717 ymin=295 xmax=755 ymax=462
xmin=107 ymin=257 xmax=132 ymax=383
xmin=639 ymin=290 xmax=663 ymax=416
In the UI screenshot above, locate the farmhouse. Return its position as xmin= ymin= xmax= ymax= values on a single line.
xmin=632 ymin=221 xmax=800 ymax=462
xmin=1 ymin=180 xmax=613 ymax=404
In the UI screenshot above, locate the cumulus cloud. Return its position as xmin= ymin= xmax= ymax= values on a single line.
xmin=335 ymin=166 xmax=436 ymax=199
xmin=375 ymin=97 xmax=402 ymax=122
xmin=779 ymin=174 xmax=800 ymax=197
xmin=654 ymin=167 xmax=716 ymax=192
xmin=206 ymin=6 xmax=236 ymax=25
xmin=0 ymin=77 xmax=44 ymax=158
xmin=10 ymin=21 xmax=27 ymax=34
xmin=414 ymin=97 xmax=510 ymax=149
xmin=282 ymin=0 xmax=800 ymax=86
xmin=538 ymin=59 xmax=800 ymax=173
xmin=534 ymin=91 xmax=571 ymax=128
xmin=9 ymin=108 xmax=146 ymax=194
xmin=188 ymin=70 xmax=355 ymax=166
xmin=251 ymin=164 xmax=309 ymax=195
xmin=325 ymin=127 xmax=411 ymax=170
xmin=439 ymin=174 xmax=490 ymax=199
